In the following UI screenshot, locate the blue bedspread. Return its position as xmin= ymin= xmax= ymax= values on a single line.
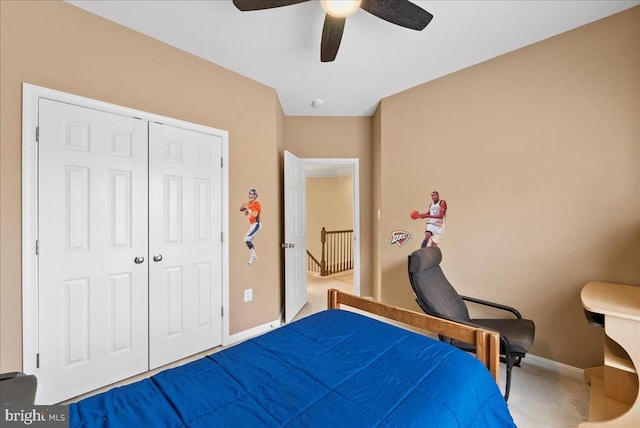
xmin=69 ymin=309 xmax=515 ymax=427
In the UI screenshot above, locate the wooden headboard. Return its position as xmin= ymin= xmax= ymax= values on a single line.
xmin=327 ymin=288 xmax=501 ymax=382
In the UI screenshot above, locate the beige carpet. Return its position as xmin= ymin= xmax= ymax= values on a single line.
xmin=297 ymin=272 xmax=590 ymax=428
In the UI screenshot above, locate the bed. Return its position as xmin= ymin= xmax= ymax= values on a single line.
xmin=69 ymin=289 xmax=515 ymax=427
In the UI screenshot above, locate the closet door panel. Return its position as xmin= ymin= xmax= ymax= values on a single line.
xmin=148 ymin=123 xmax=223 ymax=369
xmin=37 ymin=99 xmax=149 ymax=404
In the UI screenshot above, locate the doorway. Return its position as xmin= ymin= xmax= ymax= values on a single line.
xmin=283 ymin=153 xmax=360 ymax=323
xmin=303 ymin=159 xmax=360 ymax=301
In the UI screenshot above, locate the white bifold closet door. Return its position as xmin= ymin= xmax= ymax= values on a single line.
xmin=38 ymin=99 xmax=150 ymax=404
xmin=37 ymin=99 xmax=223 ymax=404
xmin=148 ymin=122 xmax=222 ymax=370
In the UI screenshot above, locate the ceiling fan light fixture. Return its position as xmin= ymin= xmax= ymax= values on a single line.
xmin=321 ymin=0 xmax=361 ymax=18
xmin=233 ymin=0 xmax=434 ymax=63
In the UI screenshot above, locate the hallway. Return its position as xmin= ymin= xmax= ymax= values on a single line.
xmin=292 ymin=271 xmax=353 ymax=322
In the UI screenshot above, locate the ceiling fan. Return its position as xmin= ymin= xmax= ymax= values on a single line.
xmin=232 ymin=0 xmax=434 ymax=62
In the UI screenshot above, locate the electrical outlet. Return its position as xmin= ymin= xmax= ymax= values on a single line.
xmin=244 ymin=288 xmax=253 ymax=303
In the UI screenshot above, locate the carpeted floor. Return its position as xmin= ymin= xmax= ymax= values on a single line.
xmin=296 ymin=272 xmax=590 ymax=428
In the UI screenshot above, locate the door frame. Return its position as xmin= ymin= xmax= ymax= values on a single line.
xmin=303 ymin=158 xmax=360 ymax=296
xmin=21 ymin=83 xmax=230 ymax=376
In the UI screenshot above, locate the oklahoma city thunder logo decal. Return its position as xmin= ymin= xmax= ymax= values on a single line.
xmin=389 ymin=230 xmax=412 ymax=247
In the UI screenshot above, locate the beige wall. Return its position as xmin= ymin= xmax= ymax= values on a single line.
xmin=377 ymin=7 xmax=640 ymax=368
xmin=284 ymin=116 xmax=373 ymax=296
xmin=0 ymin=1 xmax=282 ymax=372
xmin=306 ymin=176 xmax=354 ymax=261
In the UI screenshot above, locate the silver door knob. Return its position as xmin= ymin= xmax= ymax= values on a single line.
xmin=134 ymin=256 xmax=145 ymax=264
xmin=153 ymin=254 xmax=163 ymax=262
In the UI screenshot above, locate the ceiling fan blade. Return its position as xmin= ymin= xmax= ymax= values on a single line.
xmin=360 ymin=0 xmax=433 ymax=31
xmin=232 ymin=0 xmax=309 ymax=12
xmin=321 ymin=14 xmax=346 ymax=63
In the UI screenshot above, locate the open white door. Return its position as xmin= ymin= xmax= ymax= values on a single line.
xmin=284 ymin=151 xmax=307 ymax=323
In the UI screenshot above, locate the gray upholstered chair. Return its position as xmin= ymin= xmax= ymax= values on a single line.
xmin=407 ymin=246 xmax=535 ymax=401
xmin=0 ymin=372 xmax=37 ymax=405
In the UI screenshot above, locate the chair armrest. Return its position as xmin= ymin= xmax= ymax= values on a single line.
xmin=423 ymin=309 xmax=515 ymax=355
xmin=461 ymin=295 xmax=523 ymax=318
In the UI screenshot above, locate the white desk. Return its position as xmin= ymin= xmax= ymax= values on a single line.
xmin=580 ymin=281 xmax=640 ymax=427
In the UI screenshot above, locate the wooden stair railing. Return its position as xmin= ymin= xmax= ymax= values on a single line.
xmin=307 ymin=251 xmax=321 ymax=274
xmin=306 ymin=227 xmax=354 ymax=276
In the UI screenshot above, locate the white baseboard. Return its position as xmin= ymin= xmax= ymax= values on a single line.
xmin=227 ymin=318 xmax=282 ymax=345
xmin=526 ymin=354 xmax=586 ymax=383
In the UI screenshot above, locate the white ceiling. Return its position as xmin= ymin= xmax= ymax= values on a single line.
xmin=67 ymin=0 xmax=638 ymax=116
